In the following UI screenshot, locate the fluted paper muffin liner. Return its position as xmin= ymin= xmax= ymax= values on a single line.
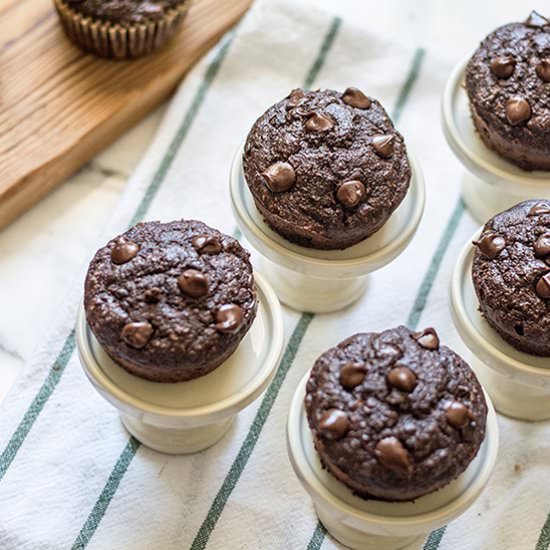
xmin=54 ymin=0 xmax=191 ymax=59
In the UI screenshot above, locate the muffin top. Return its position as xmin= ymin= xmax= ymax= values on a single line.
xmin=305 ymin=326 xmax=487 ymax=501
xmin=465 ymin=12 xmax=550 ymax=152
xmin=84 ymin=220 xmax=257 ymax=382
xmin=472 ymin=199 xmax=550 ymax=356
xmin=243 ymin=88 xmax=411 ymax=250
xmin=64 ymin=0 xmax=183 ymax=24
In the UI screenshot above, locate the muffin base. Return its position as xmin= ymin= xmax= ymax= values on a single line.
xmin=470 ymin=106 xmax=550 ymax=172
xmin=54 ymin=0 xmax=191 ymax=59
xmin=478 ymin=305 xmax=550 ymax=357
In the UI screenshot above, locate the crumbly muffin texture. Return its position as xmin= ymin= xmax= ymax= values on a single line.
xmin=243 ymin=88 xmax=411 ymax=249
xmin=84 ymin=220 xmax=257 ymax=383
xmin=305 ymin=326 xmax=487 ymax=501
xmin=465 ymin=11 xmax=550 ymax=170
xmin=472 ymin=199 xmax=550 ymax=356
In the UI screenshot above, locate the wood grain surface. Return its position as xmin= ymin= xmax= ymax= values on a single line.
xmin=0 ymin=0 xmax=252 ymax=229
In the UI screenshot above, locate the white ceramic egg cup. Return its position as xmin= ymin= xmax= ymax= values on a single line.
xmin=287 ymin=371 xmax=499 ymax=550
xmin=451 ymin=230 xmax=550 ymax=421
xmin=442 ymin=59 xmax=550 ymax=224
xmin=230 ymin=145 xmax=425 ymax=313
xmin=76 ymin=272 xmax=284 ymax=455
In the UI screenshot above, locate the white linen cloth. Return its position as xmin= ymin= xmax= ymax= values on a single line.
xmin=0 ymin=2 xmax=549 ymax=549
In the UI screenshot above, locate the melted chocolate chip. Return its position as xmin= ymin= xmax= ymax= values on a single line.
xmin=262 ymin=162 xmax=296 ymax=193
xmin=178 ymin=269 xmax=208 ymax=298
xmin=287 ymin=88 xmax=305 ymax=108
xmin=305 ymin=112 xmax=334 ymax=132
xmin=528 ymin=203 xmax=550 ymax=216
xmin=536 ymin=273 xmax=550 ymax=299
xmin=192 ymin=234 xmax=222 ymax=254
xmin=475 ymin=233 xmax=505 ymax=259
xmin=339 ymin=363 xmax=365 ymax=389
xmin=374 ymin=436 xmax=411 ymax=475
xmin=524 ymin=11 xmax=550 ymax=28
xmin=121 ymin=321 xmax=153 ymax=349
xmin=490 ymin=56 xmax=515 ymax=79
xmin=387 ymin=366 xmax=416 ymax=392
xmin=506 ymin=96 xmax=532 ymax=126
xmin=445 ymin=401 xmax=471 ymax=429
xmin=372 ymin=134 xmax=395 ymax=158
xmin=111 ymin=239 xmax=139 ymax=265
xmin=534 ymin=234 xmax=550 ymax=258
xmin=336 ymin=180 xmax=366 ymax=208
xmin=319 ymin=409 xmax=349 ymax=440
xmin=536 ymin=59 xmax=550 ymax=83
xmin=412 ymin=327 xmax=440 ymax=350
xmin=214 ymin=304 xmax=244 ymax=333
xmin=342 ymin=87 xmax=371 ymax=109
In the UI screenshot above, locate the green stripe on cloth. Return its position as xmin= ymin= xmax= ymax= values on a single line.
xmin=189 ymin=19 xmax=342 ymax=549
xmin=408 ymin=199 xmax=465 ymax=328
xmin=72 ymin=438 xmax=140 ymax=550
xmin=424 ymin=527 xmax=447 ymax=550
xmin=305 ymin=46 xmax=427 ymax=550
xmin=306 ymin=522 xmax=327 ymax=550
xmin=69 ymin=31 xmax=240 ymax=550
xmin=535 ymin=515 xmax=550 ymax=550
xmin=0 ymin=330 xmax=76 ymax=481
xmin=190 ymin=313 xmax=315 ymax=550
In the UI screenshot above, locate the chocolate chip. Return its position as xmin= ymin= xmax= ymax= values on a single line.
xmin=534 ymin=234 xmax=550 ymax=258
xmin=490 ymin=56 xmax=516 ymax=79
xmin=536 ymin=59 xmax=550 ymax=82
xmin=374 ymin=436 xmax=411 ymax=475
xmin=336 ymin=180 xmax=366 ymax=208
xmin=342 ymin=87 xmax=371 ymax=109
xmin=214 ymin=304 xmax=244 ymax=333
xmin=412 ymin=327 xmax=440 ymax=350
xmin=445 ymin=401 xmax=471 ymax=429
xmin=111 ymin=239 xmax=139 ymax=265
xmin=287 ymin=88 xmax=305 ymax=108
xmin=506 ymin=96 xmax=532 ymax=126
xmin=319 ymin=409 xmax=349 ymax=440
xmin=121 ymin=321 xmax=153 ymax=349
xmin=305 ymin=112 xmax=334 ymax=132
xmin=475 ymin=233 xmax=505 ymax=259
xmin=528 ymin=202 xmax=550 ymax=216
xmin=387 ymin=366 xmax=417 ymax=392
xmin=525 ymin=11 xmax=549 ymax=28
xmin=178 ymin=269 xmax=208 ymax=298
xmin=192 ymin=234 xmax=222 ymax=254
xmin=339 ymin=363 xmax=365 ymax=389
xmin=262 ymin=162 xmax=296 ymax=193
xmin=372 ymin=134 xmax=395 ymax=158
xmin=536 ymin=273 xmax=550 ymax=299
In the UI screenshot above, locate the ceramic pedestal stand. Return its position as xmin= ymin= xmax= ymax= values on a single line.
xmin=287 ymin=371 xmax=499 ymax=550
xmin=442 ymin=59 xmax=550 ymax=224
xmin=76 ymin=272 xmax=284 ymax=454
xmin=450 ymin=232 xmax=550 ymax=421
xmin=230 ymin=145 xmax=425 ymax=313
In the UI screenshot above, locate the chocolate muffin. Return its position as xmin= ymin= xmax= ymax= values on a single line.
xmin=305 ymin=326 xmax=487 ymax=502
xmin=465 ymin=11 xmax=550 ymax=170
xmin=243 ymin=88 xmax=411 ymax=250
xmin=472 ymin=199 xmax=550 ymax=356
xmin=54 ymin=0 xmax=190 ymax=59
xmin=84 ymin=220 xmax=257 ymax=383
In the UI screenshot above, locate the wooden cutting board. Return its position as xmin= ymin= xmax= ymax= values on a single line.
xmin=0 ymin=0 xmax=252 ymax=230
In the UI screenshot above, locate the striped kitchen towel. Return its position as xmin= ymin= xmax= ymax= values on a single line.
xmin=1 ymin=1 xmax=550 ymax=549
